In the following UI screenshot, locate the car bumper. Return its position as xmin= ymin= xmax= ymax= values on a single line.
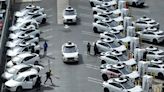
xmin=63 ymin=19 xmax=77 ymax=24
xmin=63 ymin=57 xmax=78 ymax=62
xmin=5 ymin=86 xmax=17 ymax=92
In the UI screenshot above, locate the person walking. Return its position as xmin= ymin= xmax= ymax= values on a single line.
xmin=94 ymin=43 xmax=98 ymax=56
xmin=44 ymin=70 xmax=53 ymax=85
xmin=43 ymin=41 xmax=48 ymax=56
xmin=36 ymin=75 xmax=41 ymax=90
xmin=87 ymin=42 xmax=91 ymax=54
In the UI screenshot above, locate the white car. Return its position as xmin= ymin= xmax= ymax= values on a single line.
xmin=127 ymin=0 xmax=145 ymax=6
xmin=15 ymin=4 xmax=44 ymax=18
xmin=147 ymin=59 xmax=164 ymax=79
xmin=93 ymin=21 xmax=123 ymax=33
xmin=133 ymin=19 xmax=159 ymax=31
xmin=93 ymin=12 xmax=122 ymax=22
xmin=61 ymin=41 xmax=79 ymax=63
xmin=100 ymin=64 xmax=139 ymax=81
xmin=6 ymin=36 xmax=39 ymax=49
xmin=6 ymin=52 xmax=40 ymax=68
xmin=100 ymin=1 xmax=117 ymax=10
xmin=9 ymin=28 xmax=40 ymax=40
xmin=146 ymin=49 xmax=164 ymax=61
xmin=63 ymin=6 xmax=77 ymax=24
xmin=95 ymin=38 xmax=127 ymax=53
xmin=5 ymin=69 xmax=39 ymax=92
xmin=136 ymin=29 xmax=164 ymax=44
xmin=100 ymin=53 xmax=136 ymax=66
xmin=17 ymin=12 xmax=47 ymax=24
xmin=103 ymin=77 xmax=143 ymax=92
xmin=92 ymin=5 xmax=108 ymax=15
xmin=1 ymin=64 xmax=43 ymax=82
xmin=100 ymin=31 xmax=126 ymax=40
xmin=9 ymin=19 xmax=39 ymax=32
xmin=89 ymin=0 xmax=115 ymax=7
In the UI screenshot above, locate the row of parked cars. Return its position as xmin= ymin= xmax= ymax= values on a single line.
xmin=1 ymin=4 xmax=47 ymax=92
xmin=88 ymin=0 xmax=164 ymax=92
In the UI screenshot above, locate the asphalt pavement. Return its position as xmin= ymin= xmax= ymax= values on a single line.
xmin=2 ymin=0 xmax=164 ymax=92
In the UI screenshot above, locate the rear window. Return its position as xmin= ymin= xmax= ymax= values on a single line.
xmin=65 ymin=10 xmax=75 ymax=15
xmin=63 ymin=46 xmax=77 ymax=53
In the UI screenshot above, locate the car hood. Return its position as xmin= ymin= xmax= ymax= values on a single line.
xmin=9 ymin=26 xmax=18 ymax=31
xmin=126 ymin=71 xmax=139 ymax=79
xmin=6 ymin=50 xmax=18 ymax=57
xmin=6 ymin=61 xmax=15 ymax=68
xmin=17 ymin=16 xmax=31 ymax=23
xmin=5 ymin=79 xmax=21 ymax=88
xmin=2 ymin=72 xmax=13 ymax=80
xmin=15 ymin=9 xmax=29 ymax=17
xmin=113 ymin=45 xmax=126 ymax=52
xmin=112 ymin=25 xmax=123 ymax=30
xmin=63 ymin=15 xmax=77 ymax=19
xmin=128 ymin=86 xmax=143 ymax=92
xmin=123 ymin=58 xmax=136 ymax=66
xmin=63 ymin=52 xmax=78 ymax=58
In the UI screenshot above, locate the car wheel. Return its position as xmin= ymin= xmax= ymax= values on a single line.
xmin=36 ymin=50 xmax=40 ymax=54
xmin=35 ymin=42 xmax=39 ymax=45
xmin=101 ymin=60 xmax=106 ymax=64
xmin=94 ymin=19 xmax=98 ymax=22
xmin=41 ymin=18 xmax=46 ymax=24
xmin=34 ymin=61 xmax=39 ymax=65
xmin=104 ymin=88 xmax=110 ymax=92
xmin=93 ymin=27 xmax=98 ymax=33
xmin=93 ymin=11 xmax=97 ymax=15
xmin=102 ymin=74 xmax=108 ymax=81
xmin=153 ymin=39 xmax=158 ymax=44
xmin=90 ymin=2 xmax=95 ymax=7
xmin=132 ymin=2 xmax=136 ymax=6
xmin=35 ymin=34 xmax=40 ymax=38
xmin=16 ymin=86 xmax=23 ymax=92
xmin=158 ymin=73 xmax=164 ymax=80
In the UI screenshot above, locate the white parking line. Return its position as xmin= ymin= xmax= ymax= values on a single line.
xmin=44 ymin=35 xmax=54 ymax=39
xmin=81 ymin=30 xmax=99 ymax=37
xmin=47 ymin=14 xmax=54 ymax=18
xmin=45 ymin=8 xmax=53 ymax=12
xmin=42 ymin=28 xmax=53 ymax=33
xmin=85 ymin=64 xmax=100 ymax=70
xmin=88 ymin=77 xmax=103 ymax=85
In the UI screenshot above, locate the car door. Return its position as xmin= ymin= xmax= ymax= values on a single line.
xmin=135 ymin=21 xmax=147 ymax=29
xmin=146 ymin=52 xmax=155 ymax=60
xmin=109 ymin=83 xmax=123 ymax=92
xmin=141 ymin=31 xmax=150 ymax=41
xmin=22 ymin=76 xmax=33 ymax=89
xmin=98 ymin=42 xmax=110 ymax=52
xmin=32 ymin=14 xmax=42 ymax=23
xmin=147 ymin=65 xmax=160 ymax=75
xmin=29 ymin=75 xmax=38 ymax=86
xmin=107 ymin=69 xmax=121 ymax=78
xmin=97 ymin=22 xmax=109 ymax=32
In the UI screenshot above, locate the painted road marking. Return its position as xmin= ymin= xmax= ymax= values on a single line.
xmin=57 ymin=0 xmax=69 ymax=24
xmin=42 ymin=28 xmax=53 ymax=33
xmin=44 ymin=35 xmax=54 ymax=39
xmin=45 ymin=8 xmax=53 ymax=12
xmin=88 ymin=77 xmax=103 ymax=85
xmin=47 ymin=14 xmax=54 ymax=18
xmin=85 ymin=64 xmax=100 ymax=70
xmin=81 ymin=31 xmax=99 ymax=37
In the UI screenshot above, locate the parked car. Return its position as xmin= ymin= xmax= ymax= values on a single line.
xmin=103 ymin=77 xmax=143 ymax=92
xmin=89 ymin=0 xmax=115 ymax=7
xmin=127 ymin=0 xmax=145 ymax=7
xmin=6 ymin=52 xmax=40 ymax=68
xmin=146 ymin=49 xmax=164 ymax=61
xmin=92 ymin=5 xmax=108 ymax=15
xmin=63 ymin=6 xmax=77 ymax=24
xmin=61 ymin=41 xmax=79 ymax=63
xmin=17 ymin=12 xmax=47 ymax=24
xmin=100 ymin=63 xmax=139 ymax=81
xmin=1 ymin=64 xmax=43 ymax=82
xmin=5 ymin=69 xmax=39 ymax=92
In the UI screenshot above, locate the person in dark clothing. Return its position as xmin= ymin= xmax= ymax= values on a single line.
xmin=31 ymin=46 xmax=35 ymax=53
xmin=44 ymin=70 xmax=53 ymax=85
xmin=43 ymin=41 xmax=48 ymax=56
xmin=87 ymin=42 xmax=91 ymax=54
xmin=36 ymin=76 xmax=41 ymax=90
xmin=94 ymin=43 xmax=98 ymax=55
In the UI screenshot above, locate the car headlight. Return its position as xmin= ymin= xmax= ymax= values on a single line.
xmin=74 ymin=55 xmax=79 ymax=60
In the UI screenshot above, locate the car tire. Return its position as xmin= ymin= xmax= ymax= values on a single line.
xmin=34 ymin=61 xmax=39 ymax=65
xmin=132 ymin=2 xmax=136 ymax=6
xmin=104 ymin=88 xmax=110 ymax=92
xmin=153 ymin=39 xmax=158 ymax=44
xmin=36 ymin=50 xmax=40 ymax=54
xmin=158 ymin=73 xmax=164 ymax=80
xmin=93 ymin=11 xmax=97 ymax=15
xmin=101 ymin=60 xmax=106 ymax=64
xmin=94 ymin=18 xmax=98 ymax=22
xmin=93 ymin=27 xmax=98 ymax=33
xmin=102 ymin=74 xmax=108 ymax=81
xmin=35 ymin=34 xmax=40 ymax=38
xmin=90 ymin=2 xmax=95 ymax=7
xmin=41 ymin=18 xmax=46 ymax=24
xmin=16 ymin=86 xmax=23 ymax=92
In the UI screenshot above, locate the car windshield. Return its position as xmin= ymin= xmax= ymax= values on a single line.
xmin=121 ymin=80 xmax=135 ymax=89
xmin=13 ymin=75 xmax=24 ymax=82
xmin=119 ymin=67 xmax=131 ymax=74
xmin=12 ymin=57 xmax=22 ymax=63
xmin=115 ymin=33 xmax=125 ymax=39
xmin=104 ymin=0 xmax=112 ymax=2
xmin=144 ymin=19 xmax=151 ymax=21
xmin=106 ymin=21 xmax=118 ymax=27
xmin=65 ymin=10 xmax=75 ymax=15
xmin=64 ymin=46 xmax=77 ymax=53
xmin=7 ymin=68 xmax=18 ymax=74
xmin=109 ymin=41 xmax=122 ymax=48
xmin=117 ymin=54 xmax=128 ymax=61
xmin=158 ymin=52 xmax=164 ymax=55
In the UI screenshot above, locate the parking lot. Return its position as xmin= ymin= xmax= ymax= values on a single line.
xmin=1 ymin=0 xmax=164 ymax=92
